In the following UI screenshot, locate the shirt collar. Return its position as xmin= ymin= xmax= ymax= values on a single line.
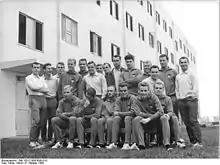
xmin=159 ymin=66 xmax=170 ymax=72
xmin=32 ymin=73 xmax=40 ymax=79
xmin=89 ymin=72 xmax=98 ymax=77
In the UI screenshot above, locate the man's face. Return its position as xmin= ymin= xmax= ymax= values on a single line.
xmin=56 ymin=64 xmax=65 ymax=74
xmin=44 ymin=65 xmax=53 ymax=75
xmin=86 ymin=93 xmax=94 ymax=102
xmin=138 ymin=86 xmax=150 ymax=99
xmin=144 ymin=62 xmax=152 ymax=73
xmin=88 ymin=63 xmax=96 ymax=74
xmin=179 ymin=58 xmax=189 ymax=71
xmin=67 ymin=60 xmax=76 ymax=71
xmin=125 ymin=59 xmax=134 ymax=70
xmin=119 ymin=86 xmax=129 ymax=98
xmin=32 ymin=64 xmax=41 ymax=75
xmin=107 ymin=86 xmax=115 ymax=98
xmin=150 ymin=68 xmax=159 ymax=80
xmin=154 ymin=84 xmax=164 ymax=96
xmin=103 ymin=64 xmax=111 ymax=74
xmin=63 ymin=88 xmax=72 ymax=100
xmin=159 ymin=56 xmax=168 ymax=68
xmin=79 ymin=60 xmax=87 ymax=72
xmin=113 ymin=57 xmax=121 ymax=68
xmin=96 ymin=65 xmax=103 ymax=73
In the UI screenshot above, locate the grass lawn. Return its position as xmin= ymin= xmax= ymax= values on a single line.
xmin=1 ymin=126 xmax=219 ymax=158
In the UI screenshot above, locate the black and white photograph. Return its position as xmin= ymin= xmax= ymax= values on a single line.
xmin=0 ymin=0 xmax=219 ymax=160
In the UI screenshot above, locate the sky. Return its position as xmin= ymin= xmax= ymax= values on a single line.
xmin=161 ymin=1 xmax=219 ymax=118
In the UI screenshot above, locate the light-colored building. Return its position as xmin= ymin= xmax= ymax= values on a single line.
xmin=0 ymin=0 xmax=197 ymax=138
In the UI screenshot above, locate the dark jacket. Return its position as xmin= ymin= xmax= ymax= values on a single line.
xmin=105 ymin=71 xmax=115 ymax=87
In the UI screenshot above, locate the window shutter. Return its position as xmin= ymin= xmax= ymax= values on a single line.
xmin=18 ymin=14 xmax=26 ymax=45
xmin=125 ymin=13 xmax=128 ymax=28
xmin=130 ymin=16 xmax=133 ymax=31
xmin=98 ymin=36 xmax=102 ymax=56
xmin=142 ymin=26 xmax=144 ymax=40
xmin=111 ymin=44 xmax=114 ymax=60
xmin=36 ymin=22 xmax=42 ymax=51
xmin=90 ymin=31 xmax=94 ymax=53
xmin=110 ymin=0 xmax=113 ymax=16
xmin=117 ymin=46 xmax=120 ymax=55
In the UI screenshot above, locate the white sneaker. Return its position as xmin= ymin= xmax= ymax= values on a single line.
xmin=106 ymin=143 xmax=117 ymax=149
xmin=52 ymin=142 xmax=63 ymax=149
xmin=177 ymin=141 xmax=186 ymax=148
xmin=29 ymin=142 xmax=39 ymax=148
xmin=130 ymin=143 xmax=139 ymax=150
xmin=122 ymin=143 xmax=130 ymax=150
xmin=66 ymin=142 xmax=74 ymax=149
xmin=192 ymin=142 xmax=203 ymax=149
xmin=179 ymin=138 xmax=185 ymax=143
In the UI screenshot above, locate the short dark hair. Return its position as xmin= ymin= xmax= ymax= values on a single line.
xmin=112 ymin=55 xmax=121 ymax=61
xmin=96 ymin=64 xmax=103 ymax=67
xmin=88 ymin=61 xmax=96 ymax=67
xmin=57 ymin=62 xmax=65 ymax=66
xmin=150 ymin=65 xmax=159 ymax=71
xmin=118 ymin=82 xmax=128 ymax=88
xmin=103 ymin=63 xmax=111 ymax=68
xmin=159 ymin=54 xmax=169 ymax=61
xmin=79 ymin=58 xmax=87 ymax=64
xmin=43 ymin=63 xmax=52 ymax=70
xmin=32 ymin=62 xmax=41 ymax=68
xmin=87 ymin=87 xmax=96 ymax=97
xmin=179 ymin=56 xmax=189 ymax=63
xmin=124 ymin=54 xmax=134 ymax=61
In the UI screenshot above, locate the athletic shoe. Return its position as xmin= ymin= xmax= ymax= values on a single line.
xmin=130 ymin=143 xmax=140 ymax=150
xmin=106 ymin=143 xmax=117 ymax=149
xmin=29 ymin=142 xmax=40 ymax=148
xmin=96 ymin=144 xmax=105 ymax=149
xmin=121 ymin=143 xmax=130 ymax=150
xmin=52 ymin=142 xmax=63 ymax=149
xmin=176 ymin=141 xmax=186 ymax=148
xmin=66 ymin=142 xmax=74 ymax=149
xmin=192 ymin=142 xmax=203 ymax=149
xmin=75 ymin=144 xmax=84 ymax=149
xmin=86 ymin=144 xmax=94 ymax=148
xmin=165 ymin=144 xmax=174 ymax=151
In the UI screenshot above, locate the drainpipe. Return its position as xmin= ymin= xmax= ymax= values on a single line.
xmin=56 ymin=0 xmax=61 ymax=63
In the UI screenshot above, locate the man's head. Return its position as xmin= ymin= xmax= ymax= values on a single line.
xmin=150 ymin=65 xmax=160 ymax=80
xmin=79 ymin=58 xmax=87 ymax=72
xmin=159 ymin=54 xmax=169 ymax=69
xmin=138 ymin=81 xmax=151 ymax=99
xmin=87 ymin=61 xmax=96 ymax=75
xmin=112 ymin=55 xmax=121 ymax=69
xmin=144 ymin=60 xmax=152 ymax=74
xmin=179 ymin=57 xmax=189 ymax=72
xmin=63 ymin=85 xmax=73 ymax=100
xmin=32 ymin=62 xmax=41 ymax=76
xmin=43 ymin=63 xmax=53 ymax=75
xmin=119 ymin=82 xmax=129 ymax=98
xmin=96 ymin=64 xmax=103 ymax=74
xmin=56 ymin=62 xmax=65 ymax=74
xmin=107 ymin=85 xmax=116 ymax=98
xmin=103 ymin=63 xmax=112 ymax=74
xmin=86 ymin=87 xmax=96 ymax=102
xmin=124 ymin=54 xmax=135 ymax=70
xmin=67 ymin=58 xmax=76 ymax=71
xmin=154 ymin=81 xmax=165 ymax=96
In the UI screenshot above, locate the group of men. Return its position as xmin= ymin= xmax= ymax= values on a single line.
xmin=25 ymin=53 xmax=202 ymax=151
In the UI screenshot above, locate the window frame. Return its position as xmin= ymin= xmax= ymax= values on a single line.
xmin=126 ymin=12 xmax=133 ymax=31
xmin=149 ymin=32 xmax=154 ymax=48
xmin=90 ymin=31 xmax=102 ymax=57
xmin=111 ymin=43 xmax=120 ymax=61
xmin=157 ymin=40 xmax=162 ymax=54
xmin=156 ymin=11 xmax=160 ymax=25
xmin=110 ymin=0 xmax=119 ymax=20
xmin=138 ymin=23 xmax=145 ymax=41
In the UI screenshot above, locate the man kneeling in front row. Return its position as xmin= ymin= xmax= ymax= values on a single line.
xmin=51 ymin=85 xmax=85 ymax=149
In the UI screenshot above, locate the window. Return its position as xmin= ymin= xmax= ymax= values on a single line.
xmin=171 ymin=53 xmax=174 ymax=64
xmin=163 ymin=20 xmax=167 ymax=32
xmin=179 ymin=39 xmax=182 ymax=49
xmin=111 ymin=43 xmax=120 ymax=60
xmin=187 ymin=49 xmax=190 ymax=57
xmin=90 ymin=31 xmax=102 ymax=56
xmin=126 ymin=12 xmax=133 ymax=31
xmin=62 ymin=14 xmax=78 ymax=45
xmin=183 ymin=44 xmax=186 ymax=54
xmin=147 ymin=1 xmax=153 ymax=16
xmin=164 ymin=47 xmax=168 ymax=55
xmin=96 ymin=0 xmax=101 ymax=6
xmin=138 ymin=23 xmax=145 ymax=41
xmin=110 ymin=0 xmax=119 ymax=20
xmin=157 ymin=41 xmax=162 ymax=54
xmin=137 ymin=0 xmax=143 ymax=6
xmin=18 ymin=12 xmax=43 ymax=51
xmin=175 ymin=40 xmax=178 ymax=51
xmin=169 ymin=27 xmax=173 ymax=38
xmin=149 ymin=32 xmax=154 ymax=48
xmin=156 ymin=11 xmax=160 ymax=25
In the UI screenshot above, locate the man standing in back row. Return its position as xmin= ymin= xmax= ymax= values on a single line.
xmin=158 ymin=54 xmax=179 ymax=118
